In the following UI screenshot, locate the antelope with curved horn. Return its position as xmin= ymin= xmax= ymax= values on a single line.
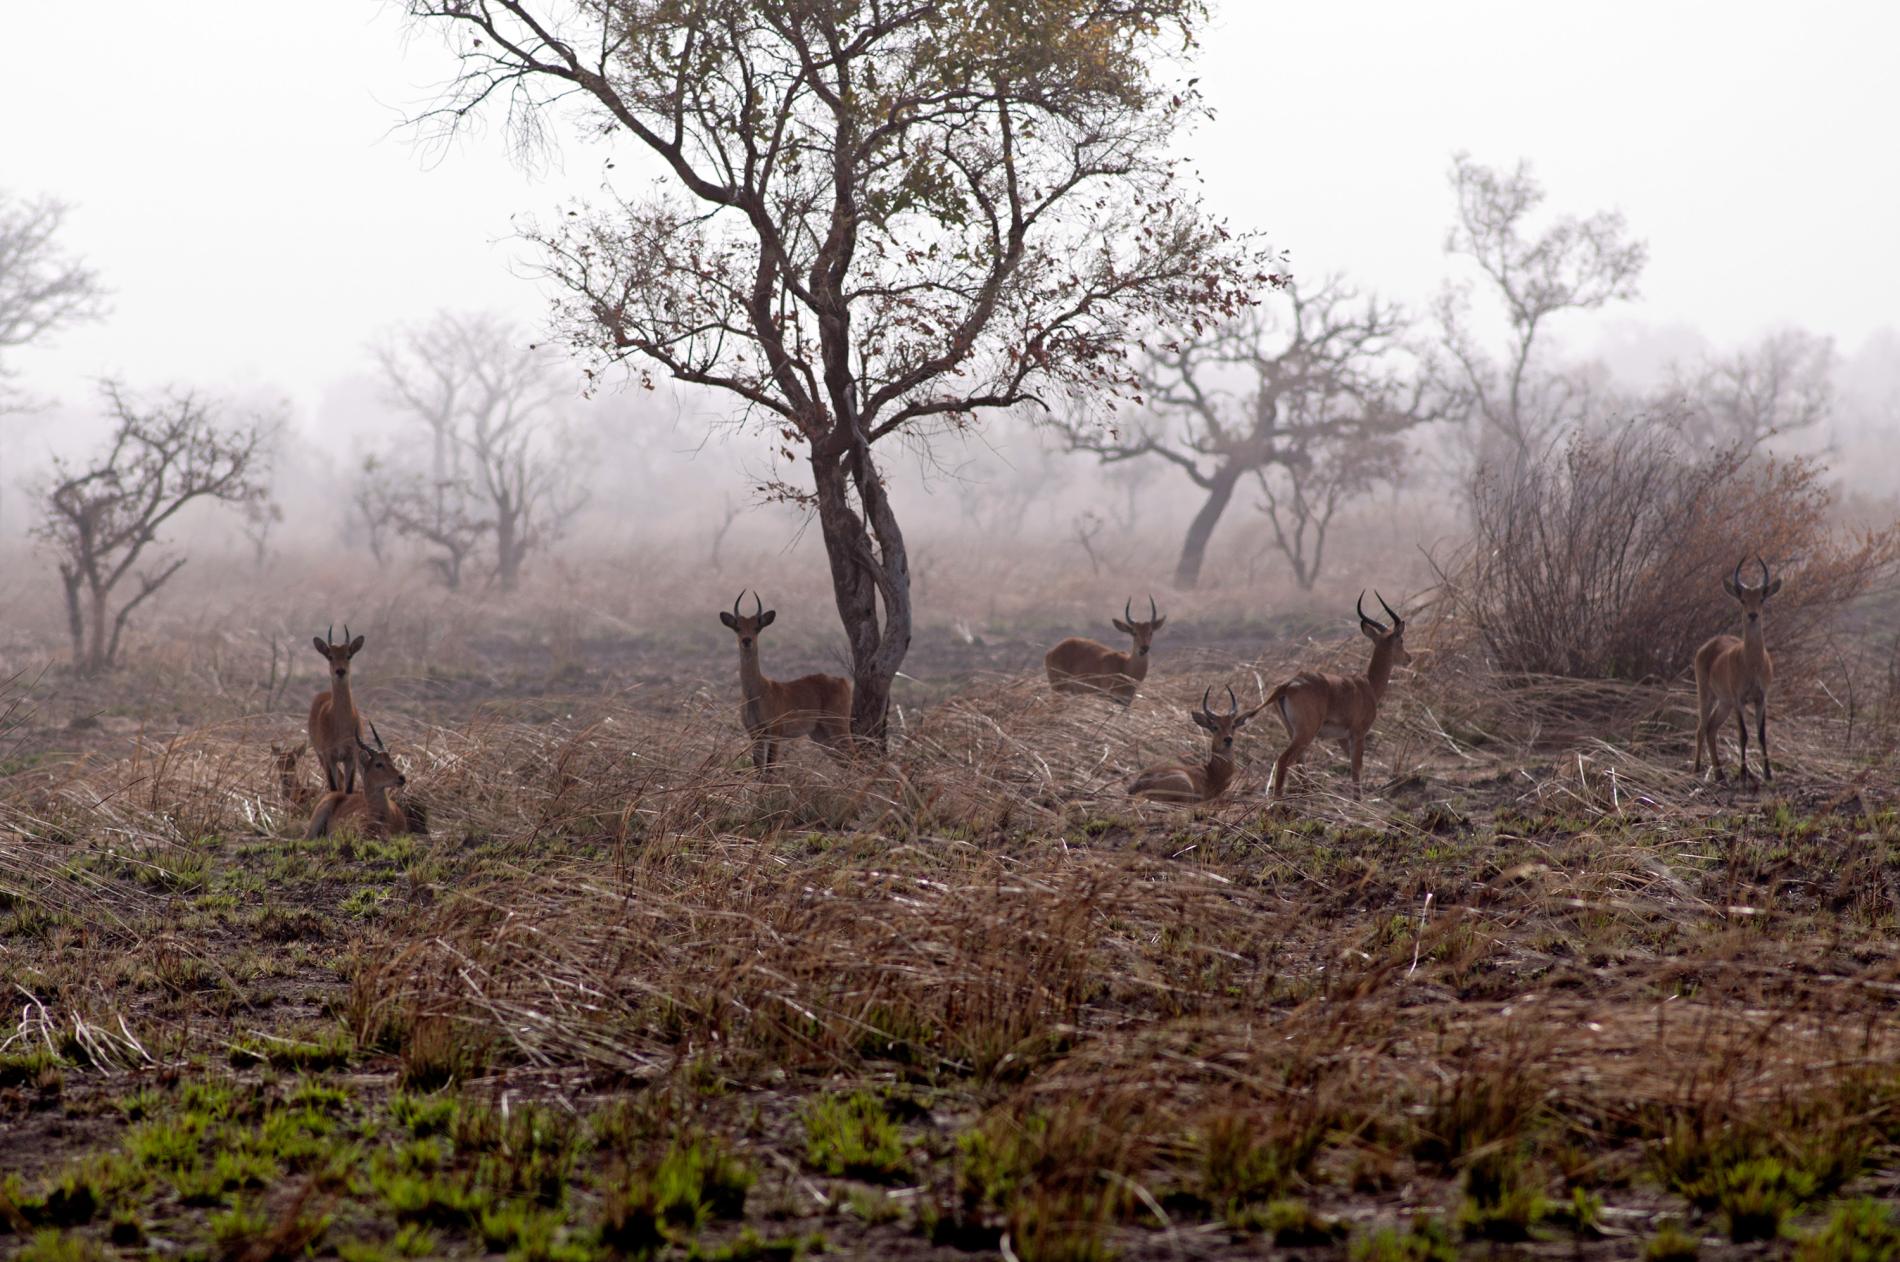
xmin=1128 ymin=686 xmax=1267 ymax=803
xmin=308 ymin=624 xmax=366 ymax=793
xmin=1266 ymin=591 xmax=1412 ymax=798
xmin=1694 ymin=557 xmax=1781 ymax=784
xmin=304 ymin=722 xmax=411 ymax=840
xmin=719 ymin=591 xmax=853 ymax=771
xmin=1046 ymin=596 xmax=1166 ymax=705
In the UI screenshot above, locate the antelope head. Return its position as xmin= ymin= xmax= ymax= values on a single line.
xmin=1111 ymin=594 xmax=1166 ymax=658
xmin=312 ymin=623 xmax=365 ymax=681
xmin=1190 ymin=685 xmax=1261 ymax=754
xmin=1721 ymin=556 xmax=1781 ymax=627
xmin=1357 ymin=591 xmax=1412 ymax=667
xmin=719 ymin=590 xmax=777 ymax=649
xmin=353 ymin=721 xmax=407 ymax=791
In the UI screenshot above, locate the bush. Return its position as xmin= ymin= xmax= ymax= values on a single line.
xmin=1439 ymin=421 xmax=1898 ymax=682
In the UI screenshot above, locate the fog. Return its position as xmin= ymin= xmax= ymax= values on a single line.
xmin=2 ymin=1 xmax=1897 ymax=596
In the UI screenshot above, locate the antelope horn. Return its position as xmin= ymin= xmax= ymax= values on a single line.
xmin=1124 ymin=597 xmax=1134 ymax=624
xmin=733 ymin=590 xmax=746 ymax=619
xmin=1733 ymin=558 xmax=1747 ymax=591
xmin=1199 ymin=686 xmax=1213 ymax=717
xmin=326 ymin=623 xmax=334 ymax=645
xmin=1148 ymin=594 xmax=1158 ymax=623
xmin=1356 ymin=590 xmax=1379 ymax=628
xmin=1376 ymin=591 xmax=1402 ymax=626
xmin=1226 ymin=685 xmax=1238 ymax=716
xmin=1756 ymin=555 xmax=1770 ymax=588
xmin=752 ymin=591 xmax=764 ymax=619
xmin=369 ymin=720 xmax=387 ymax=751
xmin=343 ymin=623 xmax=352 ymax=643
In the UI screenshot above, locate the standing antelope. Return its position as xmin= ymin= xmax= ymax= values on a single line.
xmin=1128 ymin=686 xmax=1266 ymax=803
xmin=304 ymin=724 xmax=411 ymax=840
xmin=309 ymin=625 xmax=367 ymax=793
xmin=1045 ymin=596 xmax=1166 ymax=704
xmin=1693 ymin=557 xmax=1781 ymax=784
xmin=1266 ymin=591 xmax=1412 ymax=799
xmin=719 ymin=591 xmax=853 ymax=770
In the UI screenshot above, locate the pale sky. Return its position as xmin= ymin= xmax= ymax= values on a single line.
xmin=3 ymin=1 xmax=1896 ymax=431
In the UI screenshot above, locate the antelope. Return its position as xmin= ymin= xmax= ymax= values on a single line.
xmin=1693 ymin=557 xmax=1781 ymax=784
xmin=304 ymin=724 xmax=410 ymax=840
xmin=719 ymin=591 xmax=853 ymax=770
xmin=1266 ymin=591 xmax=1412 ymax=798
xmin=1127 ymin=686 xmax=1266 ymax=803
xmin=271 ymin=742 xmax=317 ymax=808
xmin=1045 ymin=596 xmax=1166 ymax=704
xmin=308 ymin=625 xmax=366 ymax=793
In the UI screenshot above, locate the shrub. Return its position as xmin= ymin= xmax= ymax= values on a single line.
xmin=1439 ymin=422 xmax=1899 ymax=681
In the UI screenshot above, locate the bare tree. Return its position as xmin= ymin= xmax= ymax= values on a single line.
xmin=1437 ymin=153 xmax=1646 ymax=470
xmin=403 ymin=1 xmax=1261 ymax=744
xmin=1660 ymin=328 xmax=1835 ymax=451
xmin=1 ymin=192 xmax=109 ymax=518
xmin=370 ymin=312 xmax=589 ymax=591
xmin=356 ymin=457 xmax=491 ymax=591
xmin=1063 ymin=278 xmax=1451 ymax=588
xmin=1253 ymin=432 xmax=1407 ymax=591
xmin=33 ymin=384 xmax=272 ymax=676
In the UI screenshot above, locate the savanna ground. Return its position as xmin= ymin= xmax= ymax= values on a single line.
xmin=2 ymin=532 xmax=1898 ymax=1262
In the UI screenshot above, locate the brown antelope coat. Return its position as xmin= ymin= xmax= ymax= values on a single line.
xmin=1046 ymin=596 xmax=1165 ymax=704
xmin=720 ymin=592 xmax=853 ymax=770
xmin=1694 ymin=557 xmax=1780 ymax=783
xmin=1128 ymin=686 xmax=1265 ymax=803
xmin=1266 ymin=592 xmax=1411 ymax=798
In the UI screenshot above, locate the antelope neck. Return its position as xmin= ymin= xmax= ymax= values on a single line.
xmin=1365 ymin=639 xmax=1400 ymax=699
xmin=1204 ymin=746 xmax=1236 ymax=796
xmin=737 ymin=643 xmax=770 ymax=699
xmin=1740 ymin=616 xmax=1769 ymax=665
xmin=330 ymin=670 xmax=355 ymax=716
xmin=1122 ymin=646 xmax=1151 ymax=679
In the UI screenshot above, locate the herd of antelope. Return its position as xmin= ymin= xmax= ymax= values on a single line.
xmin=281 ymin=560 xmax=1781 ymax=834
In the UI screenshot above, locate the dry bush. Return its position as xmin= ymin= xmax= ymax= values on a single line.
xmin=1436 ymin=421 xmax=1900 ymax=682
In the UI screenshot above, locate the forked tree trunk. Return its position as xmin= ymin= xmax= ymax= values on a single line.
xmin=813 ymin=443 xmax=912 ymax=749
xmin=1173 ymin=464 xmax=1244 ymax=590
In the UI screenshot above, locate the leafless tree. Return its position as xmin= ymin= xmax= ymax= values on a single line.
xmin=356 ymin=457 xmax=491 ymax=591
xmin=33 ymin=384 xmax=272 ymax=676
xmin=1253 ymin=432 xmax=1408 ymax=591
xmin=1062 ymin=278 xmax=1453 ymax=588
xmin=1437 ymin=153 xmax=1647 ymax=471
xmin=1 ymin=192 xmax=109 ymax=517
xmin=402 ymin=1 xmax=1263 ymax=743
xmin=1659 ymin=328 xmax=1835 ymax=451
xmin=370 ymin=312 xmax=589 ymax=591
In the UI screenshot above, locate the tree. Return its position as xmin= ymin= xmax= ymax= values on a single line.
xmin=404 ymin=0 xmax=1261 ymax=743
xmin=1436 ymin=153 xmax=1646 ymax=470
xmin=33 ymin=384 xmax=272 ymax=676
xmin=1661 ymin=328 xmax=1835 ymax=451
xmin=1062 ymin=278 xmax=1450 ymax=588
xmin=369 ymin=313 xmax=589 ymax=591
xmin=1 ymin=192 xmax=109 ymax=518
xmin=1253 ymin=429 xmax=1407 ymax=591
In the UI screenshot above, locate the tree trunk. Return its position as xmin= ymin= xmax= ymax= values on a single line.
xmin=86 ymin=587 xmax=109 ymax=676
xmin=813 ymin=445 xmax=911 ymax=749
xmin=495 ymin=511 xmax=521 ymax=592
xmin=60 ymin=570 xmax=85 ymax=675
xmin=1173 ymin=464 xmax=1243 ymax=590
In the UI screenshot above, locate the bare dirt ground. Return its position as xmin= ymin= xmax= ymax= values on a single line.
xmin=2 ymin=544 xmax=1898 ymax=1261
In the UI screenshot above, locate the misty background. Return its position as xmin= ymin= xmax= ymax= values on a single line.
xmin=2 ymin=1 xmax=1897 ymax=622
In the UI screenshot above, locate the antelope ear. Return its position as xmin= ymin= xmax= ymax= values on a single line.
xmin=1360 ymin=619 xmax=1385 ymax=640
xmin=759 ymin=609 xmax=777 ymax=628
xmin=1191 ymin=710 xmax=1216 ymax=731
xmin=347 ymin=635 xmax=365 ymax=655
xmin=1764 ymin=578 xmax=1782 ymax=598
xmin=719 ymin=611 xmax=738 ymax=630
xmin=312 ymin=636 xmax=330 ymax=655
xmin=1112 ymin=618 xmax=1134 ymax=634
xmin=1722 ymin=577 xmax=1741 ymax=599
xmin=1151 ymin=616 xmax=1166 ymax=630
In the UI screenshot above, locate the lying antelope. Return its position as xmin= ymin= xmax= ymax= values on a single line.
xmin=304 ymin=724 xmax=412 ymax=840
xmin=720 ymin=591 xmax=853 ymax=770
xmin=1693 ymin=557 xmax=1781 ymax=784
xmin=1266 ymin=591 xmax=1411 ymax=798
xmin=1046 ymin=596 xmax=1166 ymax=704
xmin=1128 ymin=686 xmax=1266 ymax=803
xmin=309 ymin=625 xmax=366 ymax=792
xmin=271 ymin=742 xmax=317 ymax=808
